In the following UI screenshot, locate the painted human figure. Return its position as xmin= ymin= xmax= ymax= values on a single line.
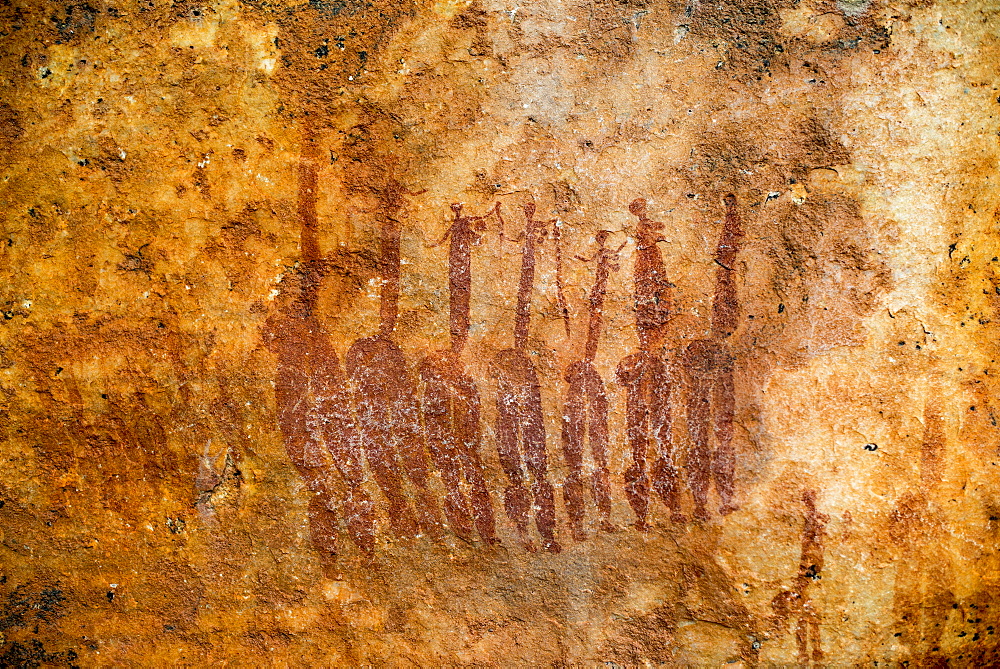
xmin=890 ymin=392 xmax=955 ymax=658
xmin=491 ymin=202 xmax=561 ymax=553
xmin=263 ymin=140 xmax=376 ymax=558
xmin=769 ymin=490 xmax=829 ymax=666
xmin=346 ymin=181 xmax=444 ymax=541
xmin=418 ymin=203 xmax=502 ymax=544
xmin=616 ymin=198 xmax=684 ymax=530
xmin=684 ymin=193 xmax=743 ymax=519
xmin=561 ymin=231 xmax=624 ymax=540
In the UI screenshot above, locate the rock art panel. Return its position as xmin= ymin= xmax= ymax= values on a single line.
xmin=1 ymin=0 xmax=999 ymax=664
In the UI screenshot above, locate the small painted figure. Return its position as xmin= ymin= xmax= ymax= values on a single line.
xmin=769 ymin=490 xmax=828 ymax=666
xmin=889 ymin=393 xmax=955 ymax=659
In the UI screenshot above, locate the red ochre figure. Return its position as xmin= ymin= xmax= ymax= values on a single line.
xmin=418 ymin=203 xmax=502 ymax=545
xmin=561 ymin=231 xmax=623 ymax=540
xmin=684 ymin=193 xmax=743 ymax=519
xmin=491 ymin=203 xmax=561 ymax=553
xmin=264 ymin=139 xmax=376 ymax=558
xmin=346 ymin=181 xmax=444 ymax=541
xmin=769 ymin=490 xmax=829 ymax=666
xmin=616 ymin=198 xmax=684 ymax=530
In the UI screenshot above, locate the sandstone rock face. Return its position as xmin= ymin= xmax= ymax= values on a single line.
xmin=1 ymin=0 xmax=998 ymax=664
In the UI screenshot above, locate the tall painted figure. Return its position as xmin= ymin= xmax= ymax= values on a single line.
xmin=346 ymin=182 xmax=444 ymax=540
xmin=264 ymin=134 xmax=376 ymax=558
xmin=616 ymin=198 xmax=684 ymax=529
xmin=561 ymin=231 xmax=623 ymax=540
xmin=684 ymin=193 xmax=743 ymax=519
xmin=492 ymin=203 xmax=561 ymax=553
xmin=418 ymin=203 xmax=501 ymax=544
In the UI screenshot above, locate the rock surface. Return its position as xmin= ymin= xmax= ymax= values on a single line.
xmin=0 ymin=0 xmax=998 ymax=663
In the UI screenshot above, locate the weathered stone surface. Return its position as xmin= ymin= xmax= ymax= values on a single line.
xmin=0 ymin=0 xmax=998 ymax=663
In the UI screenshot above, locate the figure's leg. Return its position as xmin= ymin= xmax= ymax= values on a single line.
xmin=454 ymin=376 xmax=498 ymax=544
xmin=420 ymin=367 xmax=473 ymax=540
xmin=524 ymin=371 xmax=560 ymax=553
xmin=650 ymin=372 xmax=685 ymax=523
xmin=357 ymin=404 xmax=418 ymax=539
xmin=327 ymin=452 xmax=376 ymax=557
xmin=393 ymin=387 xmax=445 ymax=540
xmin=323 ymin=428 xmax=377 ymax=556
xmin=496 ymin=379 xmax=532 ymax=550
xmin=686 ymin=374 xmax=713 ymax=521
xmin=279 ymin=376 xmax=343 ymax=556
xmin=284 ymin=426 xmax=340 ymax=559
xmin=308 ymin=488 xmax=339 ymax=558
xmin=561 ymin=374 xmax=588 ymax=542
xmin=795 ymin=597 xmax=810 ymax=666
xmin=623 ymin=383 xmax=651 ymax=530
xmin=308 ymin=376 xmax=377 ymax=557
xmin=808 ymin=603 xmax=823 ymax=665
xmin=713 ymin=367 xmax=737 ymax=515
xmin=586 ymin=371 xmax=614 ymax=532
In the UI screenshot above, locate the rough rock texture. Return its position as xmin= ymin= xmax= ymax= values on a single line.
xmin=0 ymin=0 xmax=998 ymax=663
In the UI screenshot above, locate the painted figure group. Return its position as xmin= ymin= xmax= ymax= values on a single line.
xmin=264 ymin=149 xmax=745 ymax=557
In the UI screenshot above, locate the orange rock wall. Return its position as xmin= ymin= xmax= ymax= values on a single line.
xmin=1 ymin=0 xmax=999 ymax=663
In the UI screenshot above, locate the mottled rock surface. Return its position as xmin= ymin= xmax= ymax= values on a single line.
xmin=1 ymin=0 xmax=999 ymax=663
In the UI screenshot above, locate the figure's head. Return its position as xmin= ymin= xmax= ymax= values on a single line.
xmin=450 ymin=202 xmax=464 ymax=216
xmin=629 ymin=197 xmax=648 ymax=218
xmin=802 ymin=489 xmax=817 ymax=509
xmin=724 ymin=193 xmax=737 ymax=208
xmin=595 ymin=230 xmax=611 ymax=246
xmin=523 ymin=202 xmax=536 ymax=219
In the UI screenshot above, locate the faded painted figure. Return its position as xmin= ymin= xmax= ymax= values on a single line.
xmin=684 ymin=193 xmax=743 ymax=519
xmin=347 ymin=182 xmax=444 ymax=540
xmin=492 ymin=203 xmax=561 ymax=553
xmin=890 ymin=392 xmax=955 ymax=660
xmin=264 ymin=142 xmax=375 ymax=558
xmin=769 ymin=490 xmax=829 ymax=666
xmin=616 ymin=198 xmax=684 ymax=530
xmin=418 ymin=203 xmax=502 ymax=544
xmin=561 ymin=231 xmax=623 ymax=540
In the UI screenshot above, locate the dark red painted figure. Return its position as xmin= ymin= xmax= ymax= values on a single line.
xmin=263 ymin=139 xmax=376 ymax=558
xmin=684 ymin=193 xmax=743 ymax=519
xmin=615 ymin=198 xmax=683 ymax=530
xmin=561 ymin=231 xmax=623 ymax=541
xmin=491 ymin=203 xmax=561 ymax=553
xmin=346 ymin=181 xmax=444 ymax=541
xmin=418 ymin=203 xmax=502 ymax=544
